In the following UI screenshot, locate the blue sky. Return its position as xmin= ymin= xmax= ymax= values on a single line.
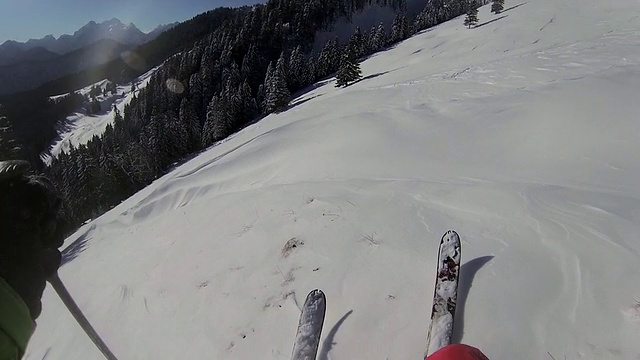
xmin=0 ymin=0 xmax=265 ymax=43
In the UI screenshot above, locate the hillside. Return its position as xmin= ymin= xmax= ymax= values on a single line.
xmin=42 ymin=66 xmax=160 ymax=164
xmin=0 ymin=39 xmax=131 ymax=95
xmin=26 ymin=0 xmax=640 ymax=359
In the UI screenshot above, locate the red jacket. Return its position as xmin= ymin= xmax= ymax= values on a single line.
xmin=426 ymin=344 xmax=489 ymax=360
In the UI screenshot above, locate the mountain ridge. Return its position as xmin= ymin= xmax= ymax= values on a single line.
xmin=0 ymin=18 xmax=177 ymax=65
xmin=0 ymin=38 xmax=131 ymax=94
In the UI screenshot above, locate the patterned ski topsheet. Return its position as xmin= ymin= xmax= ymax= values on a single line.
xmin=425 ymin=230 xmax=461 ymax=357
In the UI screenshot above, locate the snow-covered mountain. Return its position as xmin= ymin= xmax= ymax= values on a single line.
xmin=56 ymin=18 xmax=147 ymax=51
xmin=26 ymin=0 xmax=640 ymax=359
xmin=0 ymin=19 xmax=176 ymax=65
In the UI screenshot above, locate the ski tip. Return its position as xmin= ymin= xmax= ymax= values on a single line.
xmin=307 ymin=289 xmax=326 ymax=300
xmin=303 ymin=289 xmax=326 ymax=309
xmin=442 ymin=230 xmax=459 ymax=242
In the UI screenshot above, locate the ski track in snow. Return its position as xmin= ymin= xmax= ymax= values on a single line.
xmin=25 ymin=0 xmax=640 ymax=359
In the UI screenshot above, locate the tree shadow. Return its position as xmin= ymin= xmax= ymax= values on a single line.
xmin=353 ymin=71 xmax=391 ymax=85
xmin=301 ymin=78 xmax=333 ymax=93
xmin=287 ymin=94 xmax=321 ymax=110
xmin=60 ymin=228 xmax=94 ymax=266
xmin=474 ymin=15 xmax=508 ymax=29
xmin=501 ymin=2 xmax=528 ymax=13
xmin=451 ymin=256 xmax=494 ymax=344
xmin=318 ymin=310 xmax=353 ymax=360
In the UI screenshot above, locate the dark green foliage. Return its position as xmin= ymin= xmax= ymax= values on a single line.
xmin=241 ymin=44 xmax=265 ymax=91
xmin=492 ymin=0 xmax=505 ymax=14
xmin=369 ymin=23 xmax=387 ymax=51
xmin=335 ymin=44 xmax=362 ymax=88
xmin=0 ymin=111 xmax=20 ymax=160
xmin=464 ymin=1 xmax=480 ymax=28
xmin=263 ymin=55 xmax=291 ymax=113
xmin=316 ymin=37 xmax=340 ymax=79
xmin=202 ymin=95 xmax=227 ymax=147
xmin=390 ymin=13 xmax=410 ymax=43
xmin=349 ymin=27 xmax=366 ymax=58
xmin=288 ymin=45 xmax=306 ymax=90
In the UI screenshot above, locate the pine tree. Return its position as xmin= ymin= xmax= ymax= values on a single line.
xmin=335 ymin=46 xmax=362 ymax=88
xmin=316 ymin=40 xmax=333 ymax=79
xmin=222 ymin=62 xmax=242 ymax=89
xmin=491 ymin=0 xmax=505 ymax=14
xmin=240 ymin=80 xmax=258 ymax=121
xmin=327 ymin=37 xmax=341 ymax=73
xmin=370 ymin=23 xmax=387 ymax=51
xmin=202 ymin=95 xmax=232 ymax=147
xmin=288 ymin=45 xmax=305 ymax=90
xmin=178 ymin=98 xmax=201 ymax=152
xmin=263 ymin=56 xmax=290 ymax=113
xmin=241 ymin=44 xmax=262 ymax=91
xmin=208 ymin=91 xmax=235 ymax=142
xmin=390 ymin=13 xmax=409 ymax=43
xmin=412 ymin=11 xmax=427 ymax=34
xmin=349 ymin=27 xmax=365 ymax=58
xmin=304 ymin=56 xmax=316 ymax=85
xmin=0 ymin=113 xmax=20 ymax=159
xmin=464 ymin=1 xmax=479 ymax=28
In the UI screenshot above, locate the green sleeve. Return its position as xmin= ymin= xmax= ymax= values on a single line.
xmin=0 ymin=277 xmax=35 ymax=359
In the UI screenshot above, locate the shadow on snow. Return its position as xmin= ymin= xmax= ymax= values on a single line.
xmin=318 ymin=310 xmax=354 ymax=360
xmin=451 ymin=255 xmax=495 ymax=344
xmin=502 ymin=2 xmax=528 ymax=13
xmin=474 ymin=15 xmax=509 ymax=29
xmin=61 ymin=228 xmax=94 ymax=266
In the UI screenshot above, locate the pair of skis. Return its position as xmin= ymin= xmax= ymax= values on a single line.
xmin=57 ymin=230 xmax=459 ymax=360
xmin=291 ymin=230 xmax=461 ymax=360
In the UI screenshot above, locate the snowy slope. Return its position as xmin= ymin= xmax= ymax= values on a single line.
xmin=26 ymin=0 xmax=640 ymax=359
xmin=42 ymin=66 xmax=160 ymax=164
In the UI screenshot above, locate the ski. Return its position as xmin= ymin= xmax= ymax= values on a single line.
xmin=425 ymin=230 xmax=462 ymax=357
xmin=291 ymin=289 xmax=326 ymax=360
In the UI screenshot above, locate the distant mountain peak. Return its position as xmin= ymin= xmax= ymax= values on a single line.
xmin=1 ymin=39 xmax=19 ymax=46
xmin=0 ymin=17 xmax=173 ymax=66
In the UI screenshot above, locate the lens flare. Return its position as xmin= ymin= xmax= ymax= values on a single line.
xmin=166 ymin=78 xmax=185 ymax=94
xmin=121 ymin=51 xmax=147 ymax=71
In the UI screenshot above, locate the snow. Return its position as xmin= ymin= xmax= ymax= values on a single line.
xmin=42 ymin=66 xmax=160 ymax=164
xmin=25 ymin=0 xmax=640 ymax=359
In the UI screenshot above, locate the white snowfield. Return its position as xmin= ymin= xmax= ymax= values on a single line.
xmin=42 ymin=66 xmax=160 ymax=164
xmin=26 ymin=0 xmax=640 ymax=359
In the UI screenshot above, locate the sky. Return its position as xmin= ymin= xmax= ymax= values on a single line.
xmin=0 ymin=0 xmax=265 ymax=43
